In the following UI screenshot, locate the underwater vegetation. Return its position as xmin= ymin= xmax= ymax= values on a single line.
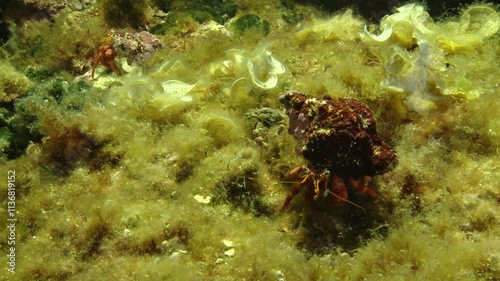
xmin=101 ymin=0 xmax=150 ymax=28
xmin=0 ymin=1 xmax=499 ymax=280
xmin=364 ymin=4 xmax=500 ymax=113
xmin=234 ymin=14 xmax=270 ymax=35
xmin=150 ymin=0 xmax=238 ymax=35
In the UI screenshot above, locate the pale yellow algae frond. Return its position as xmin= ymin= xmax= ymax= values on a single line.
xmin=0 ymin=1 xmax=498 ymax=280
xmin=363 ymin=4 xmax=499 ymax=113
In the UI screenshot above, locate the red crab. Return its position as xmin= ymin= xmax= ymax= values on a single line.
xmin=91 ymin=39 xmax=122 ymax=79
xmin=279 ymin=90 xmax=397 ymax=212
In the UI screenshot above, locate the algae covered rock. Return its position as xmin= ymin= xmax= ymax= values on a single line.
xmin=0 ymin=62 xmax=31 ymax=102
xmin=111 ymin=30 xmax=165 ymax=65
xmin=234 ymin=14 xmax=270 ymax=35
xmin=245 ymin=107 xmax=285 ymax=128
xmin=101 ymin=0 xmax=150 ymax=28
xmin=202 ymin=113 xmax=242 ymax=148
xmin=155 ymin=0 xmax=238 ymax=24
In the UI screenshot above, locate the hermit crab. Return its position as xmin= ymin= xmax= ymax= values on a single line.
xmin=279 ymin=90 xmax=397 ymax=212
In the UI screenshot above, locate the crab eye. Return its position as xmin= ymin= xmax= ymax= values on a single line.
xmin=323 ymin=189 xmax=330 ymax=198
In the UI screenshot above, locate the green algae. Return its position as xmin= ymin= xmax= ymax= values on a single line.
xmin=150 ymin=0 xmax=238 ymax=35
xmin=101 ymin=0 xmax=150 ymax=28
xmin=155 ymin=0 xmax=238 ymax=24
xmin=0 ymin=1 xmax=499 ymax=280
xmin=234 ymin=14 xmax=270 ymax=35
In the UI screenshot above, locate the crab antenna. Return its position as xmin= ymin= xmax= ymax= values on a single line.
xmin=280 ymin=180 xmax=304 ymax=184
xmin=327 ymin=190 xmax=366 ymax=210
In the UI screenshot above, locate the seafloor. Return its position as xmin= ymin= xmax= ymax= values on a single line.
xmin=0 ymin=1 xmax=499 ymax=280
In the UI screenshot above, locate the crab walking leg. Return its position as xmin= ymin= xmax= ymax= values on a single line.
xmin=280 ymin=182 xmax=305 ymax=212
xmin=347 ymin=177 xmax=377 ymax=199
xmin=288 ymin=165 xmax=305 ymax=177
xmin=328 ymin=174 xmax=348 ymax=206
xmin=279 ymin=174 xmax=312 ymax=212
xmin=106 ymin=60 xmax=122 ymax=76
xmin=91 ymin=53 xmax=103 ymax=79
xmin=305 ymin=180 xmax=319 ymax=214
xmin=312 ymin=178 xmax=321 ymax=200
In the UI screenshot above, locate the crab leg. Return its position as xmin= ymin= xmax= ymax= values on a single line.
xmin=328 ymin=174 xmax=348 ymax=206
xmin=347 ymin=177 xmax=377 ymax=199
xmin=280 ymin=183 xmax=304 ymax=212
xmin=279 ymin=173 xmax=311 ymax=212
xmin=91 ymin=53 xmax=103 ymax=79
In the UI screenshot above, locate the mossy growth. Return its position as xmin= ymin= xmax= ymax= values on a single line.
xmin=149 ymin=22 xmax=168 ymax=35
xmin=214 ymin=170 xmax=271 ymax=216
xmin=155 ymin=0 xmax=237 ymax=24
xmin=0 ymin=109 xmax=12 ymax=153
xmin=21 ymin=72 xmax=91 ymax=111
xmin=280 ymin=0 xmax=303 ymax=24
xmin=149 ymin=10 xmax=199 ymax=35
xmin=101 ymin=0 xmax=150 ymax=28
xmin=149 ymin=0 xmax=238 ymax=35
xmin=234 ymin=14 xmax=270 ymax=35
xmin=0 ymin=63 xmax=43 ymax=159
xmin=2 ymin=72 xmax=97 ymax=161
xmin=0 ymin=61 xmax=31 ymax=102
xmin=4 ymin=12 xmax=107 ymax=75
xmin=1 ymin=115 xmax=43 ymax=160
xmin=150 ymin=0 xmax=238 ymax=34
xmin=202 ymin=113 xmax=243 ymax=148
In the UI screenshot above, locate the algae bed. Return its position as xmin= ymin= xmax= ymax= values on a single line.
xmin=0 ymin=1 xmax=499 ymax=280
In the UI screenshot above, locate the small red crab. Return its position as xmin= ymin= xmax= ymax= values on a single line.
xmin=279 ymin=90 xmax=397 ymax=212
xmin=91 ymin=39 xmax=122 ymax=79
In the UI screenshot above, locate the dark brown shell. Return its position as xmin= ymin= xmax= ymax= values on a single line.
xmin=280 ymin=90 xmax=397 ymax=177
